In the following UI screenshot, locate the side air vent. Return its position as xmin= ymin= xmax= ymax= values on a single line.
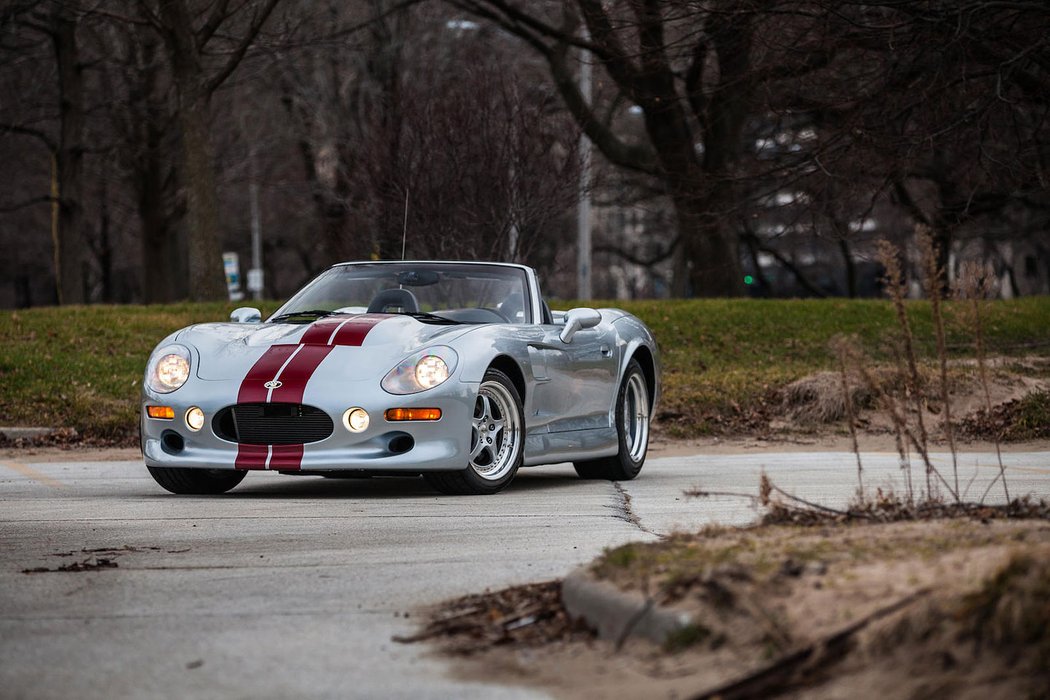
xmin=213 ymin=403 xmax=333 ymax=445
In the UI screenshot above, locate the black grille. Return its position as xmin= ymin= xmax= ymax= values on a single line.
xmin=213 ymin=403 xmax=334 ymax=445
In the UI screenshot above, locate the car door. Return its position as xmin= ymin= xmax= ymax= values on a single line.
xmin=527 ymin=316 xmax=618 ymax=434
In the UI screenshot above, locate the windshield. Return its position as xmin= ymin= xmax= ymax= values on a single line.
xmin=270 ymin=263 xmax=533 ymax=325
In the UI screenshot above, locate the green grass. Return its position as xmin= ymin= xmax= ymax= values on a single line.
xmin=1 ymin=297 xmax=1048 ymax=441
xmin=0 ymin=302 xmax=280 ymax=441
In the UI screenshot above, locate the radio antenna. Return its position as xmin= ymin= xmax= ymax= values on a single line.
xmin=401 ymin=189 xmax=409 ymax=260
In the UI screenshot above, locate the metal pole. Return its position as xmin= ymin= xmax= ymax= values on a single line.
xmin=249 ymin=147 xmax=263 ymax=300
xmin=249 ymin=185 xmax=261 ymax=289
xmin=577 ymin=30 xmax=592 ymax=301
xmin=508 ymin=159 xmax=519 ymax=261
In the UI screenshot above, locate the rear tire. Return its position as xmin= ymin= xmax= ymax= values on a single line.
xmin=574 ymin=359 xmax=650 ymax=481
xmin=424 ymin=368 xmax=523 ymax=495
xmin=147 ymin=466 xmax=246 ymax=495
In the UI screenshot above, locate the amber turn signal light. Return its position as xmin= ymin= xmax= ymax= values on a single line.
xmin=147 ymin=405 xmax=175 ymax=420
xmin=385 ymin=408 xmax=441 ymax=422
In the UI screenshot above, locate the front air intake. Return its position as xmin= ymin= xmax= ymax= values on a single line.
xmin=213 ymin=403 xmax=334 ymax=445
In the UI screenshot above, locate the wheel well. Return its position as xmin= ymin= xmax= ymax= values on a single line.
xmin=628 ymin=345 xmax=656 ymax=407
xmin=488 ymin=355 xmax=526 ymax=404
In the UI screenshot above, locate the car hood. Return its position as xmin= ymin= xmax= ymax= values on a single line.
xmin=180 ymin=314 xmax=473 ymax=381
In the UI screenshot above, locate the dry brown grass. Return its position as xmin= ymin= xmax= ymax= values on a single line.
xmin=780 ymin=370 xmax=873 ymax=425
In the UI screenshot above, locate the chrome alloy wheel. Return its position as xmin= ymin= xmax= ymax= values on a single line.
xmin=623 ymin=372 xmax=650 ymax=463
xmin=469 ymin=380 xmax=521 ymax=481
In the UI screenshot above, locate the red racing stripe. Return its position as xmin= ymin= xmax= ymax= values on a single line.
xmin=331 ymin=313 xmax=391 ymax=346
xmin=299 ymin=315 xmax=353 ymax=345
xmin=268 ymin=444 xmax=305 ymax=470
xmin=233 ymin=314 xmax=390 ymax=471
xmin=268 ymin=344 xmax=335 ymax=404
xmin=235 ymin=443 xmax=268 ymax=470
xmin=237 ymin=344 xmax=298 ymax=403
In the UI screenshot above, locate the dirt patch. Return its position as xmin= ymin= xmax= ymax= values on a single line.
xmin=413 ymin=517 xmax=1050 ymax=699
xmin=0 ymin=427 xmax=137 ymax=451
xmin=0 ymin=444 xmax=141 ymax=462
xmin=960 ymin=390 xmax=1050 ymax=442
xmin=772 ymin=358 xmax=1050 ymax=443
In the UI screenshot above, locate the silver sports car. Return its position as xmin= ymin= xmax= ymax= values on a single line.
xmin=141 ymin=261 xmax=659 ymax=495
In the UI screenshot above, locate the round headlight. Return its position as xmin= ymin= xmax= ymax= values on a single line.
xmin=381 ymin=346 xmax=458 ymax=395
xmin=147 ymin=345 xmax=192 ymax=394
xmin=415 ymin=355 xmax=449 ymax=389
xmin=343 ymin=407 xmax=369 ymax=433
xmin=185 ymin=407 xmax=205 ymax=431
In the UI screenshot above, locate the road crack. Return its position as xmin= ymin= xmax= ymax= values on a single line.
xmin=611 ymin=482 xmax=661 ymax=537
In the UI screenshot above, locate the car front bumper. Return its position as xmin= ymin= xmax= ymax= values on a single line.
xmin=141 ymin=377 xmax=477 ymax=473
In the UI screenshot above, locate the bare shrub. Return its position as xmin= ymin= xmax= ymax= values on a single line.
xmin=830 ymin=334 xmax=865 ymax=497
xmin=955 ymin=261 xmax=1010 ymax=503
xmin=918 ymin=226 xmax=959 ymax=495
xmin=781 ymin=370 xmax=872 ymax=425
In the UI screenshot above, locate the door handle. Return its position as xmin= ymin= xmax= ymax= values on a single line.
xmin=600 ymin=345 xmax=612 ymax=357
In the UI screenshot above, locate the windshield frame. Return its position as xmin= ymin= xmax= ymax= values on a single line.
xmin=268 ymin=261 xmax=540 ymax=325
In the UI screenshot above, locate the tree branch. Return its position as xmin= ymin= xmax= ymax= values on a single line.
xmin=197 ymin=0 xmax=233 ymax=46
xmin=892 ymin=180 xmax=932 ymax=227
xmin=547 ymin=43 xmax=659 ymax=175
xmin=0 ymin=123 xmax=56 ymax=152
xmin=743 ymin=232 xmax=828 ymax=298
xmin=0 ymin=195 xmax=56 ymax=214
xmin=203 ymin=0 xmax=281 ymax=96
xmin=595 ymin=236 xmax=679 ymax=267
xmin=684 ymin=37 xmax=709 ymax=134
xmin=453 ymin=0 xmax=619 ymax=62
xmin=576 ymin=0 xmax=644 ymax=98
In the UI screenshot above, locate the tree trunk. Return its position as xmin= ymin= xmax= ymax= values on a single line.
xmin=176 ymin=100 xmax=227 ymax=300
xmin=159 ymin=0 xmax=232 ymax=302
xmin=52 ymin=11 xmax=85 ymax=305
xmin=839 ymin=238 xmax=857 ymax=297
xmin=139 ymin=148 xmax=185 ymax=302
xmin=96 ymin=182 xmax=113 ymax=302
xmin=929 ymin=222 xmax=953 ymax=295
xmin=673 ymin=192 xmax=744 ymax=297
xmin=124 ymin=26 xmax=188 ymax=302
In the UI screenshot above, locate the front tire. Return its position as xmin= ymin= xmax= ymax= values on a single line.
xmin=574 ymin=359 xmax=650 ymax=481
xmin=147 ymin=466 xmax=246 ymax=495
xmin=424 ymin=368 xmax=523 ymax=495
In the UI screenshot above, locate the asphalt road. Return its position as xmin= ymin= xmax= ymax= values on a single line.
xmin=2 ymin=450 xmax=1049 ymax=699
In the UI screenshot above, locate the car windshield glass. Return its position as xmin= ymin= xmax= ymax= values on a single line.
xmin=269 ymin=263 xmax=532 ymax=324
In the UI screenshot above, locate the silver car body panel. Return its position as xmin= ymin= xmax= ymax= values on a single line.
xmin=141 ymin=262 xmax=660 ymax=474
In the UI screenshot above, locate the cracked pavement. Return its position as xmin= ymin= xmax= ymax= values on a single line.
xmin=2 ymin=451 xmax=1048 ymax=698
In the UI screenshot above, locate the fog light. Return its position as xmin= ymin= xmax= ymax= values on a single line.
xmin=147 ymin=406 xmax=175 ymax=420
xmin=343 ymin=407 xmax=369 ymax=433
xmin=185 ymin=406 xmax=205 ymax=431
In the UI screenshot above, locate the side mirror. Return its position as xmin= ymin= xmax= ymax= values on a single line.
xmin=230 ymin=307 xmax=262 ymax=324
xmin=559 ymin=307 xmax=602 ymax=343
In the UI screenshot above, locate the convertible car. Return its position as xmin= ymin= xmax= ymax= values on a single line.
xmin=141 ymin=261 xmax=659 ymax=495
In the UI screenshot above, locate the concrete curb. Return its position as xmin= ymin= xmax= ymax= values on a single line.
xmin=561 ymin=566 xmax=694 ymax=646
xmin=0 ymin=427 xmax=61 ymax=441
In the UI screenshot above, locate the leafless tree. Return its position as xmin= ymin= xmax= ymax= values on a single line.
xmin=136 ymin=0 xmax=281 ymax=301
xmin=0 ymin=1 xmax=89 ymax=303
xmin=268 ymin=2 xmax=577 ymax=275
